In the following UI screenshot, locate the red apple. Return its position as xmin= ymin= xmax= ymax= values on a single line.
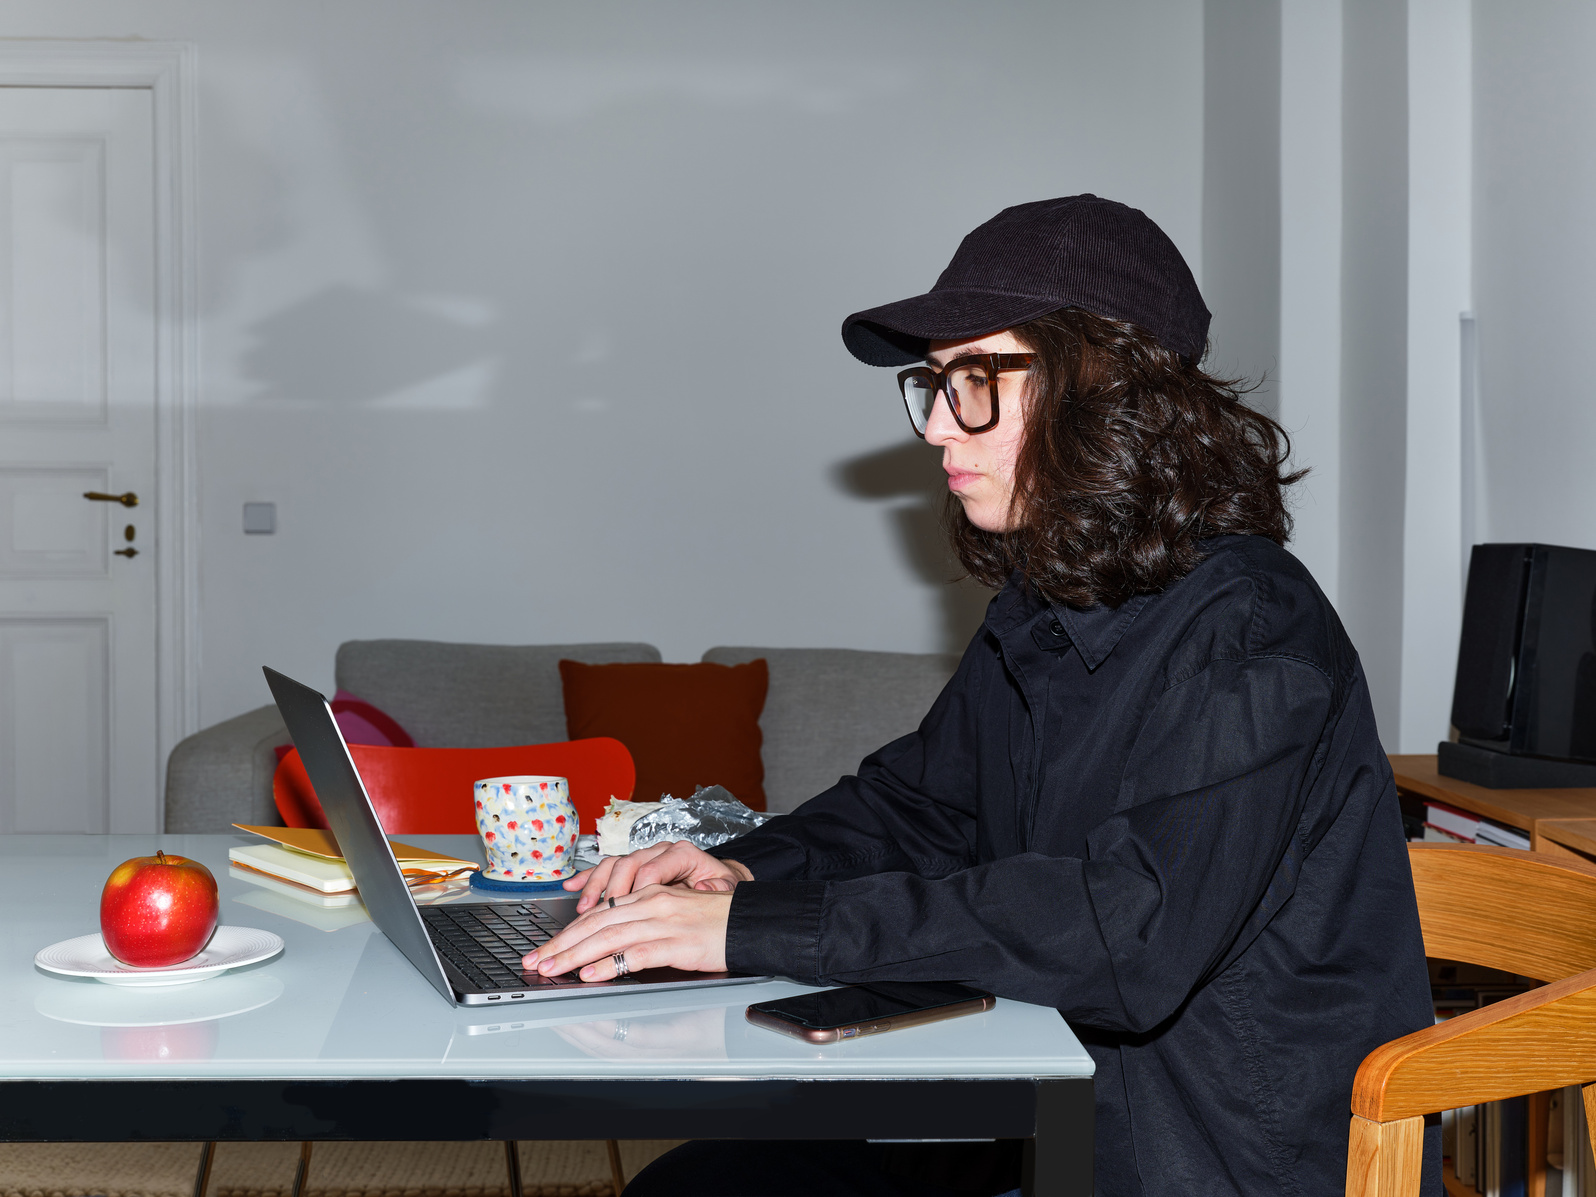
xmin=99 ymin=851 xmax=220 ymax=968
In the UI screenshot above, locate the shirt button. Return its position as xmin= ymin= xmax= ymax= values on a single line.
xmin=1050 ymin=621 xmax=1065 ymax=637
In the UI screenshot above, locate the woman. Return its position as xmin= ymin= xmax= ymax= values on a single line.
xmin=525 ymin=196 xmax=1436 ymax=1197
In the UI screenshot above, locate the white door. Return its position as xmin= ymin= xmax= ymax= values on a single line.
xmin=0 ymin=88 xmax=158 ymax=834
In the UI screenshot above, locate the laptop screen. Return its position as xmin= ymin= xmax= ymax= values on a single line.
xmin=263 ymin=666 xmax=456 ymax=1002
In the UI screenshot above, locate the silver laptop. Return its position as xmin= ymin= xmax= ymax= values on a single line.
xmin=263 ymin=666 xmax=768 ymax=1006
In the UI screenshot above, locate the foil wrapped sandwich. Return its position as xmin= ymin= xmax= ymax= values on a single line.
xmin=595 ymin=786 xmax=769 ymax=856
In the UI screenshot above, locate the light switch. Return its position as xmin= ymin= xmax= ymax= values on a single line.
xmin=243 ymin=502 xmax=276 ymax=535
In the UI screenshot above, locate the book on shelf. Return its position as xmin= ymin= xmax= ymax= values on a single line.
xmin=1422 ymin=802 xmax=1531 ymax=851
xmin=1427 ymin=801 xmax=1482 ymax=842
xmin=1475 ymin=821 xmax=1533 ymax=851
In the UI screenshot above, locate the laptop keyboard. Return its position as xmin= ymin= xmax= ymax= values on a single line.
xmin=420 ymin=903 xmax=589 ymax=991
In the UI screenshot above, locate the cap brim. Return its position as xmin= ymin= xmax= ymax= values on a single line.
xmin=840 ymin=289 xmax=1063 ymax=366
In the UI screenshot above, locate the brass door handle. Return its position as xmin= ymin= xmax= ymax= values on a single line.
xmin=114 ymin=547 xmax=138 ymax=558
xmin=84 ymin=491 xmax=139 ymax=508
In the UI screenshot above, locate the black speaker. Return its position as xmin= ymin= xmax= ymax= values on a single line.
xmin=1444 ymin=543 xmax=1596 ymax=787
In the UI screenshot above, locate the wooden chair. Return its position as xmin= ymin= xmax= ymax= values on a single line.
xmin=1347 ymin=842 xmax=1596 ymax=1196
xmin=268 ymin=739 xmax=637 ymax=1197
xmin=272 ymin=736 xmax=636 ymax=832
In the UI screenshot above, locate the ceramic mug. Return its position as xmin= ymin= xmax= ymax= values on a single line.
xmin=472 ymin=775 xmax=579 ymax=883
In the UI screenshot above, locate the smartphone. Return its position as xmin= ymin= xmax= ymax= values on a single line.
xmin=746 ymin=981 xmax=996 ymax=1044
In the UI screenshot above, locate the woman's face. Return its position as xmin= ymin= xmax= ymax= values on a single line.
xmin=923 ymin=329 xmax=1032 ymax=532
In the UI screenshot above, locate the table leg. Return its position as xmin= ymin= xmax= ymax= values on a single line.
xmin=191 ymin=1141 xmax=215 ymax=1197
xmin=290 ymin=1141 xmax=313 ymax=1197
xmin=1022 ymin=1079 xmax=1093 ymax=1197
xmin=606 ymin=1139 xmax=626 ymax=1196
xmin=504 ymin=1140 xmax=524 ymax=1197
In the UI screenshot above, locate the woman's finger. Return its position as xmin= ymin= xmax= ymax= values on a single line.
xmin=571 ymin=857 xmax=617 ymax=911
xmin=602 ymin=842 xmax=682 ymax=899
xmin=629 ymin=841 xmax=696 ymax=890
xmin=525 ymin=888 xmax=647 ymax=967
xmin=534 ymin=910 xmax=656 ymax=978
xmin=601 ymin=852 xmax=646 ymax=897
xmin=573 ymin=844 xmax=668 ymax=912
xmin=573 ymin=938 xmax=661 ymax=983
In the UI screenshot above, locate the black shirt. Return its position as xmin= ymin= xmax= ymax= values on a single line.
xmin=712 ymin=535 xmax=1434 ymax=1196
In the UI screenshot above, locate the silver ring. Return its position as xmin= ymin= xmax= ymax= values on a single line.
xmin=612 ymin=952 xmax=629 ymax=977
xmin=607 ymin=896 xmax=616 ymax=909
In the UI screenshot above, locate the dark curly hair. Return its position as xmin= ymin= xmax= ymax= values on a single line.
xmin=948 ymin=307 xmax=1304 ymax=608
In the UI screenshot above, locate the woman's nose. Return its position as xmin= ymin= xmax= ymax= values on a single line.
xmin=922 ymin=390 xmax=966 ymax=446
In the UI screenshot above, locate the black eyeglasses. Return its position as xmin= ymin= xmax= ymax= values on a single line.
xmin=896 ymin=353 xmax=1036 ymax=437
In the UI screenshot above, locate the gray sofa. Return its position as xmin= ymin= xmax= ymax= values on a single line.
xmin=165 ymin=639 xmax=961 ymax=832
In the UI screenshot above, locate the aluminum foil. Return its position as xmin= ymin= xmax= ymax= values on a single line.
xmin=627 ymin=786 xmax=769 ymax=852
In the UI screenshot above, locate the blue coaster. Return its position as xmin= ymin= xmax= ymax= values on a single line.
xmin=468 ymin=871 xmax=570 ymax=894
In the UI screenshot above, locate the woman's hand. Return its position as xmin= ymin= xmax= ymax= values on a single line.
xmin=564 ymin=841 xmax=753 ymax=913
xmin=523 ymin=883 xmax=734 ymax=981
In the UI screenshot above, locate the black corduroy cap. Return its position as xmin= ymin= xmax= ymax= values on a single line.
xmin=841 ymin=194 xmax=1209 ymax=366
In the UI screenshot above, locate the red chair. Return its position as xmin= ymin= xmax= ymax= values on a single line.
xmin=272 ymin=737 xmax=635 ymax=835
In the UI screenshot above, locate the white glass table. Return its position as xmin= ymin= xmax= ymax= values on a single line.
xmin=1 ymin=834 xmax=1094 ymax=1195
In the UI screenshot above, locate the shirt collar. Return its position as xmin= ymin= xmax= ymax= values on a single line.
xmin=1053 ymin=595 xmax=1153 ymax=670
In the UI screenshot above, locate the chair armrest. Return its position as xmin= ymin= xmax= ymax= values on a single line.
xmin=164 ymin=705 xmax=290 ymax=832
xmin=1352 ymin=964 xmax=1596 ymax=1120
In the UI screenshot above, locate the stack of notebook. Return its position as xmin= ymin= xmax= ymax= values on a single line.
xmin=228 ymin=825 xmax=478 ymax=897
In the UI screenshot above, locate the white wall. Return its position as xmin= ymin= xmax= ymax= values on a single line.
xmin=1338 ymin=0 xmax=1411 ymax=742
xmin=1203 ymin=0 xmax=1281 ymax=417
xmin=3 ymin=0 xmax=1207 ymax=726
xmin=1399 ymin=0 xmax=1471 ymax=753
xmin=1277 ymin=0 xmax=1343 ymax=603
xmin=1278 ymin=0 xmax=1475 ymax=751
xmin=1474 ymin=1 xmax=1596 ymax=554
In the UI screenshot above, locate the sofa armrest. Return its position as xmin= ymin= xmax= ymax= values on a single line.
xmin=164 ymin=705 xmax=291 ymax=832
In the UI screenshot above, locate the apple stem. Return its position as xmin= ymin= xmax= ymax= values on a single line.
xmin=156 ymin=850 xmax=167 ymax=865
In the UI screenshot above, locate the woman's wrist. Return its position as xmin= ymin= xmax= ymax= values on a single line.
xmin=723 ymin=859 xmax=754 ymax=884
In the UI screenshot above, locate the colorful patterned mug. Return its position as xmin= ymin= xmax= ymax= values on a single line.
xmin=472 ymin=775 xmax=579 ymax=883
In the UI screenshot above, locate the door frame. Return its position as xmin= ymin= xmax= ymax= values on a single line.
xmin=0 ymin=41 xmax=200 ymax=818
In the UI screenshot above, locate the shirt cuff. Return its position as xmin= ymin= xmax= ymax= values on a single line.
xmin=724 ymin=879 xmax=827 ymax=981
xmin=708 ymin=831 xmax=809 ymax=881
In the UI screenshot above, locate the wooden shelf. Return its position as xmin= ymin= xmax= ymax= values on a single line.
xmin=1538 ymin=819 xmax=1596 ymax=862
xmin=1391 ymin=754 xmax=1596 ymax=854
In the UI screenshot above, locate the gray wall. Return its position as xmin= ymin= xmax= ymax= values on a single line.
xmin=1202 ymin=0 xmax=1281 ymax=414
xmin=1338 ymin=0 xmax=1408 ymax=739
xmin=1474 ymin=1 xmax=1596 ymax=553
xmin=5 ymin=0 xmax=1207 ymax=725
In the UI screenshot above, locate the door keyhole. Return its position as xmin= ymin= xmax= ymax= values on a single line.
xmin=123 ymin=525 xmax=135 ymax=543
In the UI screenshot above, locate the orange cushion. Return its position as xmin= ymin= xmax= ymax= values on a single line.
xmin=558 ymin=660 xmax=768 ymax=810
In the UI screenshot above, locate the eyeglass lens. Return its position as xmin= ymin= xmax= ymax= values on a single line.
xmin=902 ymin=361 xmax=995 ymax=434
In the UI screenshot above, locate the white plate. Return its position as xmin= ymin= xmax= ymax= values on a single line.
xmin=34 ymin=926 xmax=284 ymax=987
